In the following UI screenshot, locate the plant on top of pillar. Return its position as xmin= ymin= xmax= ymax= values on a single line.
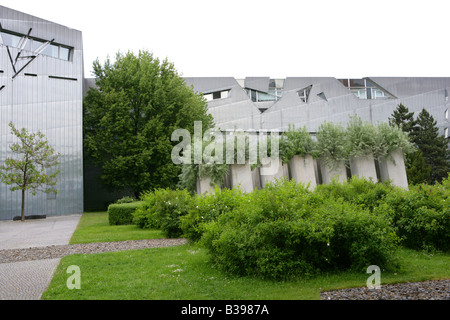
xmin=315 ymin=121 xmax=348 ymax=170
xmin=279 ymin=125 xmax=317 ymax=164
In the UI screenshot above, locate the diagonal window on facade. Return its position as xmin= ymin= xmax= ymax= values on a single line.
xmin=338 ymin=78 xmax=395 ymax=100
xmin=0 ymin=28 xmax=72 ymax=61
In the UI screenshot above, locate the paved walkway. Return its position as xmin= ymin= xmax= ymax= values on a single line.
xmin=0 ymin=215 xmax=82 ymax=300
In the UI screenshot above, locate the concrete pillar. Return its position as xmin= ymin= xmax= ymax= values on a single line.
xmin=196 ymin=176 xmax=216 ymax=195
xmin=378 ymin=149 xmax=409 ymax=189
xmin=252 ymin=167 xmax=262 ymax=190
xmin=230 ymin=163 xmax=254 ymax=193
xmin=289 ymin=155 xmax=317 ymax=189
xmin=349 ymin=154 xmax=378 ymax=181
xmin=260 ymin=158 xmax=289 ymax=188
xmin=320 ymin=159 xmax=347 ymax=184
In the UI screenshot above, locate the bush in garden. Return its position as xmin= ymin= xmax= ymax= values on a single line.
xmin=114 ymin=196 xmax=138 ymax=204
xmin=383 ymin=179 xmax=450 ymax=252
xmin=315 ymin=176 xmax=396 ymax=212
xmin=132 ymin=188 xmax=193 ymax=238
xmin=200 ymin=179 xmax=399 ymax=279
xmin=108 ymin=201 xmax=144 ymax=225
xmin=180 ymin=187 xmax=246 ymax=242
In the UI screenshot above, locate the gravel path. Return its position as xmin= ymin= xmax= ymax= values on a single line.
xmin=0 ymin=238 xmax=187 ymax=264
xmin=320 ymin=279 xmax=450 ymax=300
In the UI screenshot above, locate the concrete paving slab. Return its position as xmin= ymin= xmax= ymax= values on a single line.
xmin=0 ymin=214 xmax=81 ymax=300
xmin=0 ymin=259 xmax=61 ymax=300
xmin=0 ymin=214 xmax=81 ymax=250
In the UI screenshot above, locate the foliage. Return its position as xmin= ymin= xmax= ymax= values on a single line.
xmin=389 ymin=103 xmax=417 ymax=136
xmin=406 ymin=149 xmax=432 ymax=185
xmin=315 ymin=121 xmax=348 ymax=170
xmin=383 ymin=178 xmax=450 ymax=252
xmin=345 ymin=115 xmax=379 ymax=157
xmin=279 ymin=125 xmax=317 ymax=164
xmin=177 ymin=140 xmax=229 ymax=193
xmin=315 ymin=177 xmax=396 ymax=212
xmin=376 ymin=122 xmax=414 ymax=158
xmin=107 ymin=201 xmax=144 ymax=225
xmin=319 ymin=176 xmax=450 ymax=252
xmin=115 ymin=196 xmax=137 ymax=204
xmin=412 ymin=109 xmax=450 ymax=183
xmin=200 ymin=179 xmax=399 ymax=279
xmin=132 ymin=188 xmax=193 ymax=238
xmin=0 ymin=122 xmax=60 ymax=221
xmin=83 ymin=50 xmax=214 ymax=197
xmin=389 ymin=104 xmax=449 ymax=184
xmin=180 ymin=187 xmax=246 ymax=242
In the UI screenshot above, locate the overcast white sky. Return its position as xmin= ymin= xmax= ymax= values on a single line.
xmin=2 ymin=0 xmax=450 ymax=78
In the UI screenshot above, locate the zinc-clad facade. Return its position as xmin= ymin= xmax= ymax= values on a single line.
xmin=0 ymin=6 xmax=83 ymax=220
xmin=184 ymin=77 xmax=450 ymax=139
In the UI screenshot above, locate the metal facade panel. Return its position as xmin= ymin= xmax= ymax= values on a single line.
xmin=184 ymin=77 xmax=238 ymax=94
xmin=184 ymin=76 xmax=450 ymax=138
xmin=244 ymin=77 xmax=270 ymax=93
xmin=0 ymin=6 xmax=83 ymax=220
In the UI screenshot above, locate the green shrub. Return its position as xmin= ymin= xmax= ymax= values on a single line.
xmin=133 ymin=188 xmax=193 ymax=238
xmin=201 ymin=179 xmax=399 ymax=279
xmin=384 ymin=181 xmax=449 ymax=251
xmin=315 ymin=176 xmax=395 ymax=212
xmin=180 ymin=187 xmax=246 ymax=242
xmin=114 ymin=196 xmax=137 ymax=204
xmin=108 ymin=201 xmax=144 ymax=225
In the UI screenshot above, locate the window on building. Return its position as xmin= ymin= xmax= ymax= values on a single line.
xmin=338 ymin=78 xmax=392 ymax=100
xmin=317 ymin=92 xmax=328 ymax=102
xmin=246 ymin=79 xmax=284 ymax=102
xmin=297 ymin=86 xmax=312 ymax=103
xmin=445 ymin=128 xmax=449 ymax=138
xmin=204 ymin=90 xmax=230 ymax=101
xmin=445 ymin=109 xmax=449 ymax=120
xmin=246 ymin=89 xmax=280 ymax=102
xmin=0 ymin=29 xmax=72 ymax=61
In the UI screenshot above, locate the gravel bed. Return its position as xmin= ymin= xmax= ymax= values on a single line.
xmin=320 ymin=279 xmax=450 ymax=300
xmin=0 ymin=238 xmax=187 ymax=264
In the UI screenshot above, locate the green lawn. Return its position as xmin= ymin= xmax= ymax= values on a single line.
xmin=69 ymin=212 xmax=165 ymax=244
xmin=42 ymin=212 xmax=449 ymax=300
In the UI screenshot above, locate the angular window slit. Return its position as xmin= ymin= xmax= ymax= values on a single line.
xmin=48 ymin=75 xmax=77 ymax=81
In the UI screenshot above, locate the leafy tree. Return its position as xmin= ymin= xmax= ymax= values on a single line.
xmin=83 ymin=50 xmax=214 ymax=197
xmin=413 ymin=109 xmax=449 ymax=183
xmin=0 ymin=122 xmax=60 ymax=221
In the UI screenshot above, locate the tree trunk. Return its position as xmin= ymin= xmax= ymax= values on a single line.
xmin=21 ymin=189 xmax=25 ymax=222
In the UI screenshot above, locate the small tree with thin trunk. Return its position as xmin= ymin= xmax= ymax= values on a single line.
xmin=0 ymin=122 xmax=60 ymax=221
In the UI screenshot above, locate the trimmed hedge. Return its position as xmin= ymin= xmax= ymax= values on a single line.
xmin=108 ymin=201 xmax=144 ymax=225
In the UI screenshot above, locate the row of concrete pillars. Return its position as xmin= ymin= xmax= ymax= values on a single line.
xmin=197 ymin=149 xmax=409 ymax=194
